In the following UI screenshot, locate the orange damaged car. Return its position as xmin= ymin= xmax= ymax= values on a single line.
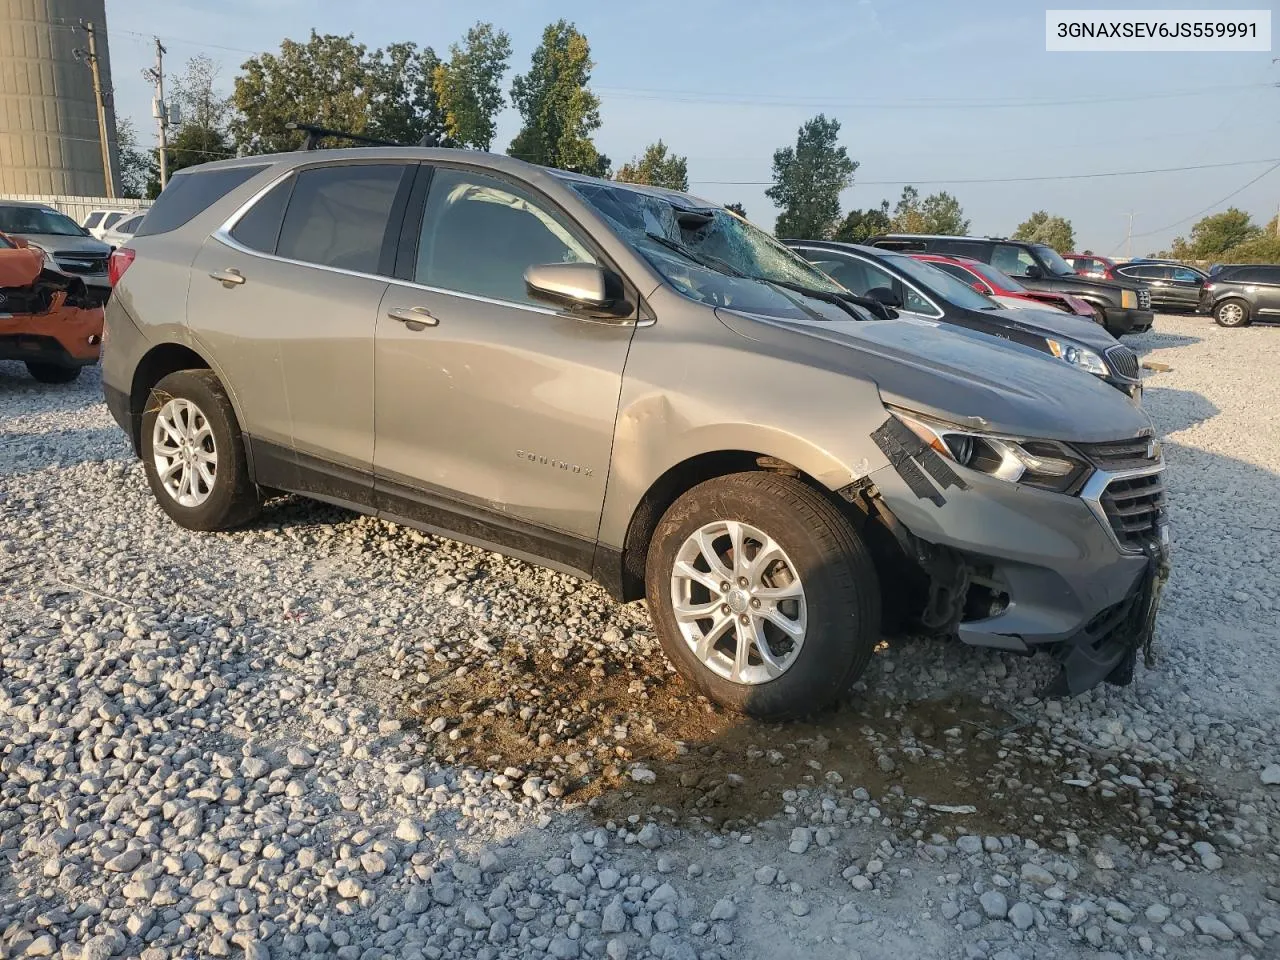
xmin=0 ymin=232 xmax=105 ymax=383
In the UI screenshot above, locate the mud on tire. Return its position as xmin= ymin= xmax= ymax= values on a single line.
xmin=140 ymin=369 xmax=260 ymax=531
xmin=644 ymin=471 xmax=881 ymax=720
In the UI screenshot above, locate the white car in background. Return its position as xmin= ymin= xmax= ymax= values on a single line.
xmin=82 ymin=209 xmax=134 ymax=242
xmin=100 ymin=212 xmax=145 ymax=249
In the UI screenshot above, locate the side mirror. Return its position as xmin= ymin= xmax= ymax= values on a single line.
xmin=525 ymin=262 xmax=630 ymax=320
xmin=971 ymin=281 xmax=993 ymax=295
xmin=1024 ymin=264 xmax=1043 ymax=280
xmin=865 ymin=286 xmax=903 ymax=309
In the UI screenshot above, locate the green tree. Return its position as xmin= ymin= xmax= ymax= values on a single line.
xmin=765 ymin=114 xmax=857 ymax=239
xmin=725 ymin=202 xmax=747 ymax=218
xmin=161 ymin=55 xmax=234 ymax=185
xmin=1012 ymin=210 xmax=1075 ymax=252
xmin=431 ymin=22 xmax=511 ymax=150
xmin=892 ymin=186 xmax=969 ymax=234
xmin=920 ymin=190 xmax=968 ymax=235
xmin=1169 ymin=207 xmax=1262 ymax=259
xmin=230 ymin=31 xmax=446 ymax=154
xmin=615 ymin=140 xmax=689 ymax=191
xmin=115 ymin=117 xmax=157 ymax=199
xmin=1216 ymin=233 xmax=1280 ymax=263
xmin=508 ymin=20 xmax=606 ymax=175
xmin=891 ymin=186 xmax=926 ymax=233
xmin=834 ymin=199 xmax=891 ymax=242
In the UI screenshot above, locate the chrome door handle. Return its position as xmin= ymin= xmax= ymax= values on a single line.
xmin=387 ymin=306 xmax=438 ymax=329
xmin=210 ymin=268 xmax=245 ymax=287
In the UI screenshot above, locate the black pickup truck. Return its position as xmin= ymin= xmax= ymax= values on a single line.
xmin=867 ymin=234 xmax=1154 ymax=336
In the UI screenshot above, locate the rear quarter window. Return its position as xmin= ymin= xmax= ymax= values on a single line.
xmin=1232 ymin=266 xmax=1280 ymax=284
xmin=85 ymin=212 xmax=103 ymax=228
xmin=134 ymin=165 xmax=269 ymax=238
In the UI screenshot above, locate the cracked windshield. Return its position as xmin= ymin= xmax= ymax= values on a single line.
xmin=568 ymin=179 xmax=867 ymax=321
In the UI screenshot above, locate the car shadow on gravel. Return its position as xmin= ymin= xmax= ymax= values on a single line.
xmin=0 ymin=361 xmax=104 ymax=415
xmin=1140 ymin=386 xmax=1219 ymax=436
xmin=0 ymin=426 xmax=128 ymax=477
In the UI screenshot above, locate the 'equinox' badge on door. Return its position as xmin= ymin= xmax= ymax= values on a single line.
xmin=516 ymin=450 xmax=594 ymax=477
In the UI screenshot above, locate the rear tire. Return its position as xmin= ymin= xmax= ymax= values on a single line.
xmin=141 ymin=369 xmax=260 ymax=531
xmin=26 ymin=362 xmax=81 ymax=384
xmin=1214 ymin=298 xmax=1251 ymax=328
xmin=644 ymin=472 xmax=881 ymax=720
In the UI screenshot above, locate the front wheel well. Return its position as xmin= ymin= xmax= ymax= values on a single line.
xmin=127 ymin=344 xmax=211 ymax=452
xmin=614 ymin=451 xmax=838 ymax=602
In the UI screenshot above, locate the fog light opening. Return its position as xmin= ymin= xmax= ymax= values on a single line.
xmin=961 ymin=580 xmax=1011 ymax=622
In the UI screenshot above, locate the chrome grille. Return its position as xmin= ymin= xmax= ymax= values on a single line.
xmin=1100 ymin=473 xmax=1165 ymax=550
xmin=1137 ymin=289 xmax=1151 ymax=310
xmin=1077 ymin=435 xmax=1158 ymax=471
xmin=1103 ymin=344 xmax=1140 ymax=381
xmin=53 ymin=253 xmax=108 ymax=275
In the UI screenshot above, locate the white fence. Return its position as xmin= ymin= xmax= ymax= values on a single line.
xmin=0 ymin=194 xmax=150 ymax=225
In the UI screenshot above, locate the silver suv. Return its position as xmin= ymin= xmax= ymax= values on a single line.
xmin=102 ymin=149 xmax=1169 ymax=719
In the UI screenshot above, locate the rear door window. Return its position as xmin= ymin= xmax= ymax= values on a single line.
xmin=85 ymin=212 xmax=103 ymax=228
xmin=275 ymin=164 xmax=412 ymax=275
xmin=134 ymin=165 xmax=269 ymax=237
xmin=933 ymin=239 xmax=990 ymax=261
xmin=414 ymin=167 xmax=595 ymax=306
xmin=1233 ymin=266 xmax=1280 ymax=284
xmin=993 ymin=244 xmax=1038 ymax=278
xmin=103 ymin=212 xmax=125 ymax=228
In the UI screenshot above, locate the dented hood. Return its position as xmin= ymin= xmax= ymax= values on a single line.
xmin=716 ymin=309 xmax=1153 ymax=443
xmin=0 ymin=247 xmax=44 ymax=288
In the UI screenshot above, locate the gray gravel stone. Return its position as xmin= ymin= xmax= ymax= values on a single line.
xmin=981 ymin=891 xmax=1009 ymax=920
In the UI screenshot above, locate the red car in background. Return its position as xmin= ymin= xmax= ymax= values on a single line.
xmin=910 ymin=253 xmax=1103 ymax=324
xmin=1063 ymin=253 xmax=1119 ymax=280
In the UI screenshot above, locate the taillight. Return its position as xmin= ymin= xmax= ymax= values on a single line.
xmin=108 ymin=248 xmax=136 ymax=287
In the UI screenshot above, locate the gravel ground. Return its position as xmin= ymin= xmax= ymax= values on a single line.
xmin=1 ymin=313 xmax=1278 ymax=960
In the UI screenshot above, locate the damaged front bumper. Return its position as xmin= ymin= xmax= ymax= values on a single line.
xmin=865 ymin=434 xmax=1170 ymax=697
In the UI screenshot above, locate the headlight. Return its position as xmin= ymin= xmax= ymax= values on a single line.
xmin=892 ymin=410 xmax=1090 ymax=494
xmin=1045 ymin=339 xmax=1108 ymax=377
xmin=1120 ymin=289 xmax=1138 ymax=309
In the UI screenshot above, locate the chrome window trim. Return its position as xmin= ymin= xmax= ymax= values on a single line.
xmin=212 ymin=165 xmax=646 ymax=327
xmin=793 ymin=245 xmax=945 ymax=319
xmin=1079 ymin=462 xmax=1165 ymax=555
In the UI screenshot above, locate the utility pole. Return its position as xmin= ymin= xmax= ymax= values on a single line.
xmin=1124 ymin=211 xmax=1135 ymax=260
xmin=77 ymin=21 xmax=115 ymax=199
xmin=144 ymin=39 xmax=170 ymax=190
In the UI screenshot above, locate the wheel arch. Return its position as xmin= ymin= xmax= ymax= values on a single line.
xmin=126 ymin=342 xmax=213 ymax=453
xmin=600 ymin=448 xmax=861 ymax=603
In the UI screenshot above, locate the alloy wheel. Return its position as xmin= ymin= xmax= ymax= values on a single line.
xmin=1218 ymin=302 xmax=1245 ymax=326
xmin=669 ymin=519 xmax=808 ymax=685
xmin=151 ymin=397 xmax=218 ymax=507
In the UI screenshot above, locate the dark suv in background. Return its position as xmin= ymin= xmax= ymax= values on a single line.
xmin=869 ymin=234 xmax=1154 ymax=337
xmin=1113 ymin=262 xmax=1205 ymax=312
xmin=1198 ymin=264 xmax=1280 ymax=327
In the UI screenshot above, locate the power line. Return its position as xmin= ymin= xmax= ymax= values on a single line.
xmin=598 ymin=80 xmax=1276 ymax=110
xmin=1129 ymin=160 xmax=1280 ymax=239
xmin=690 ymin=156 xmax=1280 ymax=187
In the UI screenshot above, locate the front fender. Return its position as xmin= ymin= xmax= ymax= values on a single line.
xmin=597 ymin=296 xmax=891 ymax=548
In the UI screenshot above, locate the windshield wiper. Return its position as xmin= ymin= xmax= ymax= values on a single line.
xmin=754 ymin=278 xmax=890 ymax=322
xmin=644 ymin=232 xmax=750 ymax=278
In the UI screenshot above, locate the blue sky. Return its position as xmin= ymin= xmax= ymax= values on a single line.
xmin=103 ymin=0 xmax=1280 ymax=254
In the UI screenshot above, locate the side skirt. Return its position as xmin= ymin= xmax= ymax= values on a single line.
xmin=245 ymin=436 xmax=601 ymax=585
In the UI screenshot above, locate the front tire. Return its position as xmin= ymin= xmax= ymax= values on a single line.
xmin=1214 ymin=298 xmax=1251 ymax=328
xmin=141 ymin=369 xmax=260 ymax=531
xmin=644 ymin=472 xmax=880 ymax=720
xmin=26 ymin=362 xmax=81 ymax=383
